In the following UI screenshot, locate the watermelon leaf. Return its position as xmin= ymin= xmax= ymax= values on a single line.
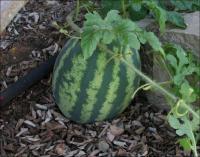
xmin=81 ymin=28 xmax=102 ymax=59
xmin=168 ymin=112 xmax=199 ymax=156
xmin=144 ymin=1 xmax=167 ymax=33
xmin=144 ymin=32 xmax=165 ymax=57
xmin=166 ymin=11 xmax=187 ymax=29
xmin=170 ymin=0 xmax=193 ymax=11
xmin=81 ymin=10 xmax=146 ymax=58
xmin=179 ymin=137 xmax=192 ymax=151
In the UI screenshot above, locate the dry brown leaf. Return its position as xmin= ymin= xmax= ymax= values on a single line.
xmin=110 ymin=125 xmax=124 ymax=136
xmin=54 ymin=143 xmax=66 ymax=155
xmin=107 ymin=131 xmax=115 ymax=142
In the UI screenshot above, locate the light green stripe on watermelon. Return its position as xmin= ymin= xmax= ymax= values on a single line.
xmin=96 ymin=58 xmax=120 ymax=121
xmin=58 ymin=54 xmax=87 ymax=117
xmin=80 ymin=52 xmax=107 ymax=123
xmin=52 ymin=39 xmax=78 ymax=91
xmin=119 ymin=54 xmax=137 ymax=113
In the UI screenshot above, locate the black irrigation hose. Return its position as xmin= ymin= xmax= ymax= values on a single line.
xmin=0 ymin=54 xmax=58 ymax=108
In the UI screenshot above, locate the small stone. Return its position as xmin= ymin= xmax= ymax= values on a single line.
xmin=98 ymin=141 xmax=109 ymax=152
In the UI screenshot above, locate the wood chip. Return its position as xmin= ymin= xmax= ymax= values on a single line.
xmin=35 ymin=103 xmax=48 ymax=110
xmin=110 ymin=125 xmax=124 ymax=136
xmin=24 ymin=120 xmax=36 ymax=127
xmin=113 ymin=140 xmax=127 ymax=148
xmin=16 ymin=128 xmax=28 ymax=137
xmin=107 ymin=131 xmax=115 ymax=142
xmin=54 ymin=143 xmax=66 ymax=155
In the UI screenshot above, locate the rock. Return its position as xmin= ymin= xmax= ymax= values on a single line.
xmin=98 ymin=141 xmax=109 ymax=152
xmin=161 ymin=11 xmax=200 ymax=58
xmin=137 ymin=12 xmax=200 ymax=110
xmin=0 ymin=1 xmax=27 ymax=33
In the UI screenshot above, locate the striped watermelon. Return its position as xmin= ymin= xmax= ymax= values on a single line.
xmin=52 ymin=39 xmax=141 ymax=123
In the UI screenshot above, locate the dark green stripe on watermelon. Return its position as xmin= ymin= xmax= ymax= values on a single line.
xmin=53 ymin=39 xmax=83 ymax=118
xmin=88 ymin=53 xmax=115 ymax=123
xmin=106 ymin=63 xmax=128 ymax=120
xmin=117 ymin=49 xmax=141 ymax=114
xmin=69 ymin=48 xmax=98 ymax=122
xmin=53 ymin=39 xmax=79 ymax=98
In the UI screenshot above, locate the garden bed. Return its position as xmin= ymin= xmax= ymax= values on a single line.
xmin=0 ymin=0 xmax=198 ymax=156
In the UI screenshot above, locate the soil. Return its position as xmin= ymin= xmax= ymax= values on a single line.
xmin=0 ymin=0 xmax=197 ymax=157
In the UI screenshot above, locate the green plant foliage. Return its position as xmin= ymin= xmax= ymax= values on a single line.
xmin=161 ymin=43 xmax=200 ymax=156
xmin=168 ymin=109 xmax=200 ymax=156
xmin=81 ymin=10 xmax=164 ymax=59
xmin=170 ymin=0 xmax=200 ymax=11
xmin=144 ymin=1 xmax=167 ymax=33
xmin=179 ymin=137 xmax=193 ymax=151
xmin=100 ymin=0 xmax=122 ymax=16
xmin=166 ymin=11 xmax=187 ymax=29
xmin=99 ymin=0 xmax=198 ymax=31
xmin=128 ymin=0 xmax=148 ymax=21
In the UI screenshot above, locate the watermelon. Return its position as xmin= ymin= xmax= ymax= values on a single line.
xmin=52 ymin=39 xmax=141 ymax=123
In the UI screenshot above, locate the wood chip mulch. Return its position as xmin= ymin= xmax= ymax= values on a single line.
xmin=0 ymin=93 xmax=190 ymax=157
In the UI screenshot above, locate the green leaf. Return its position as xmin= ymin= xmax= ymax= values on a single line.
xmin=81 ymin=10 xmax=121 ymax=59
xmin=175 ymin=46 xmax=188 ymax=66
xmin=166 ymin=54 xmax=177 ymax=69
xmin=173 ymin=74 xmax=184 ymax=85
xmin=127 ymin=33 xmax=140 ymax=50
xmin=130 ymin=0 xmax=143 ymax=11
xmin=170 ymin=0 xmax=193 ymax=11
xmin=102 ymin=31 xmax=115 ymax=44
xmin=166 ymin=11 xmax=187 ymax=29
xmin=144 ymin=32 xmax=165 ymax=56
xmin=101 ymin=0 xmax=122 ymax=16
xmin=113 ymin=19 xmax=141 ymax=49
xmin=168 ymin=114 xmax=190 ymax=137
xmin=192 ymin=0 xmax=200 ymax=11
xmin=128 ymin=0 xmax=148 ymax=21
xmin=145 ymin=1 xmax=167 ymax=33
xmin=105 ymin=10 xmax=121 ymax=23
xmin=191 ymin=110 xmax=200 ymax=131
xmin=81 ymin=28 xmax=101 ymax=59
xmin=168 ymin=113 xmax=197 ymax=155
xmin=84 ymin=11 xmax=104 ymax=26
xmin=168 ymin=114 xmax=181 ymax=130
xmin=179 ymin=82 xmax=197 ymax=103
xmin=179 ymin=138 xmax=192 ymax=151
xmin=136 ymin=31 xmax=147 ymax=44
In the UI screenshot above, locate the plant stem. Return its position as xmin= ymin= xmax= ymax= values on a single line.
xmin=66 ymin=11 xmax=82 ymax=34
xmin=121 ymin=57 xmax=177 ymax=101
xmin=75 ymin=0 xmax=80 ymax=20
xmin=121 ymin=0 xmax=126 ymax=18
xmin=97 ymin=43 xmax=177 ymax=101
xmin=132 ymin=81 xmax=171 ymax=99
